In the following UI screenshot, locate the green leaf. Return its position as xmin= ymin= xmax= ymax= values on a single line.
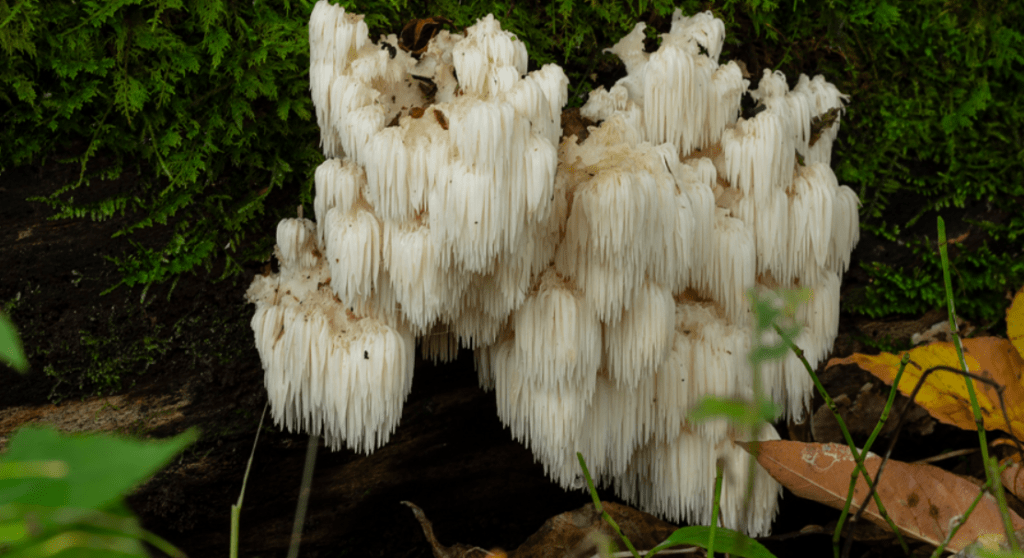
xmin=1 ymin=501 xmax=150 ymax=557
xmin=5 ymin=526 xmax=148 ymax=558
xmin=940 ymin=79 xmax=993 ymax=135
xmin=873 ymin=2 xmax=901 ymax=29
xmin=204 ymin=26 xmax=231 ymax=68
xmin=0 ymin=312 xmax=29 ymax=373
xmin=647 ymin=526 xmax=777 ymax=558
xmin=687 ymin=396 xmax=781 ymax=426
xmin=0 ymin=426 xmax=198 ymax=513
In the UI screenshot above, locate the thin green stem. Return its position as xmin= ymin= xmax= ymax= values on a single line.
xmin=928 ymin=460 xmax=1013 ymax=558
xmin=140 ymin=528 xmax=186 ymax=558
xmin=937 ymin=217 xmax=1016 ymax=551
xmin=741 ymin=291 xmax=778 ymax=533
xmin=833 ymin=353 xmax=910 ymax=554
xmin=230 ymin=402 xmax=268 ymax=558
xmin=287 ymin=434 xmax=319 ymax=558
xmin=144 ymin=117 xmax=177 ymax=187
xmin=71 ymin=104 xmax=114 ymax=191
xmin=987 ymin=455 xmax=1017 ymax=551
xmin=846 ymin=364 xmax=1019 ymax=558
xmin=578 ymin=451 xmax=604 ymax=513
xmin=578 ymin=452 xmax=642 ymax=558
xmin=780 ymin=329 xmax=909 ymax=556
xmin=708 ymin=460 xmax=724 ymax=558
xmin=861 ymin=354 xmax=910 ymax=456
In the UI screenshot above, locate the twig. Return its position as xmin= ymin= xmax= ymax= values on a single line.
xmin=591 ymin=549 xmax=699 ymax=558
xmin=912 ymin=447 xmax=979 ymax=465
xmin=287 ymin=434 xmax=319 ymax=558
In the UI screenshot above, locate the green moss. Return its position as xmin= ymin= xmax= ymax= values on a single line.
xmin=3 ymin=0 xmax=1022 ymax=322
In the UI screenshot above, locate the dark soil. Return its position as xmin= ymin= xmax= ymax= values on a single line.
xmin=0 ymin=139 xmax=1002 ymax=558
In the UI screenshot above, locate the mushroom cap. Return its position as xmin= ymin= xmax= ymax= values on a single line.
xmin=829 ymin=184 xmax=861 ymax=272
xmin=566 ymin=371 xmax=658 ymax=485
xmin=324 ymin=203 xmax=382 ymax=305
xmin=784 ymin=163 xmax=838 ymax=285
xmin=702 ymin=209 xmax=756 ymax=326
xmin=703 ymin=61 xmax=747 ymax=146
xmin=450 ymin=14 xmax=528 ymax=98
xmin=667 ymin=9 xmax=726 ymax=61
xmin=512 ymin=269 xmax=602 ymax=390
xmin=718 ymin=108 xmax=795 ymax=202
xmin=275 ymin=218 xmax=319 ymax=270
xmin=314 ymin=158 xmax=363 ymax=246
xmin=580 ymin=84 xmax=630 ymax=123
xmin=384 ymin=219 xmax=465 ymax=331
xmin=604 ymin=21 xmax=649 ymax=77
xmin=553 ymin=141 xmax=681 ymax=322
xmin=604 ymin=281 xmax=676 ymax=390
xmin=364 ymin=127 xmax=416 ymax=222
xmin=487 ymin=330 xmax=596 ymax=474
xmin=641 ymin=44 xmax=713 ymax=153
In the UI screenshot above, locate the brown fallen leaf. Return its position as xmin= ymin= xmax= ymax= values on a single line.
xmin=746 ymin=440 xmax=1024 ymax=553
xmin=954 ymin=530 xmax=1024 ymax=558
xmin=1002 ymin=461 xmax=1024 ymax=502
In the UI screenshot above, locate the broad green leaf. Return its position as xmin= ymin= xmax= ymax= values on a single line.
xmin=647 ymin=525 xmax=776 ymax=558
xmin=0 ymin=427 xmax=197 ymax=513
xmin=5 ymin=528 xmax=147 ymax=558
xmin=1 ymin=502 xmax=148 ymax=556
xmin=0 ymin=312 xmax=29 ymax=373
xmin=0 ymin=461 xmax=69 ymax=479
xmin=688 ymin=397 xmax=781 ymax=427
xmin=0 ymin=519 xmax=31 ymax=545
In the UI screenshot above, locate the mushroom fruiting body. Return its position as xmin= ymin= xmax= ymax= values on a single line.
xmin=250 ymin=0 xmax=568 ymax=449
xmin=248 ymin=1 xmax=858 ymax=537
xmin=248 ymin=218 xmax=415 ymax=453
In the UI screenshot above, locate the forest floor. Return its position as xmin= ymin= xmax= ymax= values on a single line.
xmin=0 ymin=144 xmax=1000 ymax=558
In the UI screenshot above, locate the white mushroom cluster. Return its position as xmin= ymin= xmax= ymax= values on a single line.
xmin=248 ymin=1 xmax=859 ymax=537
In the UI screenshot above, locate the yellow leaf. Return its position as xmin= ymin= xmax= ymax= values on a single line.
xmin=1009 ymin=286 xmax=1024 ymax=364
xmin=827 ymin=337 xmax=1024 ymax=439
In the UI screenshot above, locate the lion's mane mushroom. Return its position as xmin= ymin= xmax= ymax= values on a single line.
xmin=247 ymin=218 xmax=415 ymax=453
xmin=249 ymin=1 xmax=859 ymax=537
xmin=521 ymin=9 xmax=857 ymax=531
xmin=249 ymin=1 xmax=568 ymax=453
